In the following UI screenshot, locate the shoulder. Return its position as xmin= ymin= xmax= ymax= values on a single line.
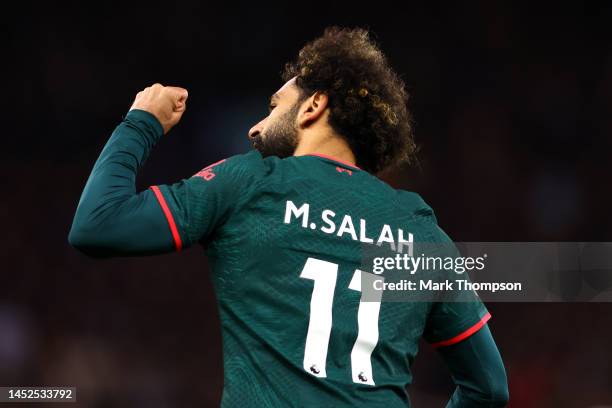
xmin=192 ymin=150 xmax=276 ymax=184
xmin=390 ymin=191 xmax=458 ymax=259
xmin=395 ymin=189 xmax=437 ymax=223
xmin=394 ymin=189 xmax=457 ymax=244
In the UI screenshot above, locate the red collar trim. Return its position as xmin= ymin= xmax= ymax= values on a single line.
xmin=304 ymin=153 xmax=361 ymax=170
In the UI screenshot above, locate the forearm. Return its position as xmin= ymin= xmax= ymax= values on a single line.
xmin=438 ymin=325 xmax=509 ymax=407
xmin=68 ymin=109 xmax=174 ymax=256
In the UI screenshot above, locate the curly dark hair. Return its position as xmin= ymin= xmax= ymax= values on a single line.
xmin=283 ymin=26 xmax=415 ymax=174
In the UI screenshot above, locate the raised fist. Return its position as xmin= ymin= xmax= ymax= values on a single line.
xmin=130 ymin=83 xmax=188 ymax=134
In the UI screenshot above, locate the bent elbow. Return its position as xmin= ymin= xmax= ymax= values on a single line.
xmin=68 ymin=221 xmax=111 ymax=258
xmin=489 ymin=382 xmax=510 ymax=407
xmin=68 ymin=224 xmax=89 ymax=250
xmin=462 ymin=364 xmax=509 ymax=407
xmin=484 ymin=368 xmax=509 ymax=407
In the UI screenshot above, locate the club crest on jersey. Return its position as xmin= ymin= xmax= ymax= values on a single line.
xmin=336 ymin=166 xmax=353 ymax=176
xmin=194 ymin=159 xmax=227 ymax=181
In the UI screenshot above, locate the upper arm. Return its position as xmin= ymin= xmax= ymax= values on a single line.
xmin=418 ymin=224 xmax=508 ymax=405
xmin=69 ymin=151 xmax=267 ymax=256
xmin=424 ymin=302 xmax=491 ymax=348
xmin=68 ymin=187 xmax=176 ymax=256
xmin=422 ymin=225 xmax=491 ymax=347
xmin=145 ymin=151 xmax=266 ymax=250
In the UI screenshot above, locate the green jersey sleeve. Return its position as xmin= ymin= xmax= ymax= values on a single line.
xmin=151 ymin=150 xmax=266 ymax=250
xmin=422 ymin=225 xmax=491 ymax=347
xmin=69 ymin=108 xmax=266 ymax=256
xmin=438 ymin=324 xmax=509 ymax=406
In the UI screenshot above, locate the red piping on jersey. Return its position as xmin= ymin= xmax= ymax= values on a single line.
xmin=304 ymin=153 xmax=361 ymax=170
xmin=150 ymin=185 xmax=183 ymax=251
xmin=430 ymin=312 xmax=492 ymax=348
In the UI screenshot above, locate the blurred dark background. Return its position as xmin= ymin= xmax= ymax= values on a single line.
xmin=3 ymin=2 xmax=612 ymax=407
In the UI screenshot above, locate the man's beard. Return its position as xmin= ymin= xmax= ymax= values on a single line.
xmin=251 ymin=104 xmax=299 ymax=159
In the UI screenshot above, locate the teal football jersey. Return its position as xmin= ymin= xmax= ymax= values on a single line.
xmin=152 ymin=151 xmax=489 ymax=407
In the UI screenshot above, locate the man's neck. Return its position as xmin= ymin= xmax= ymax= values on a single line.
xmin=293 ymin=133 xmax=357 ymax=166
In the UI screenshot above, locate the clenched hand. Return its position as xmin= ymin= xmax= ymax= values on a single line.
xmin=130 ymin=83 xmax=188 ymax=134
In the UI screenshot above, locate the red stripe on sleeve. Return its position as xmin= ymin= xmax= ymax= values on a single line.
xmin=149 ymin=185 xmax=183 ymax=251
xmin=430 ymin=312 xmax=492 ymax=348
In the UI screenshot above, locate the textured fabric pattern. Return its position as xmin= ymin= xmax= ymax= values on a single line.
xmin=160 ymin=152 xmax=488 ymax=407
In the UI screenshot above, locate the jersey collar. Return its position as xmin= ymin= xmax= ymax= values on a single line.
xmin=303 ymin=153 xmax=361 ymax=171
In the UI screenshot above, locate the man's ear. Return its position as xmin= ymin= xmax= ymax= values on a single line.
xmin=297 ymin=91 xmax=329 ymax=128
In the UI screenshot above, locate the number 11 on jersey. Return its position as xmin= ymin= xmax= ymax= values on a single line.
xmin=300 ymin=257 xmax=384 ymax=385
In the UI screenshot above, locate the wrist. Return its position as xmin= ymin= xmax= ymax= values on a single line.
xmin=126 ymin=109 xmax=164 ymax=140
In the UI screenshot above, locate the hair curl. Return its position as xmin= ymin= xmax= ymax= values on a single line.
xmin=283 ymin=27 xmax=415 ymax=174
